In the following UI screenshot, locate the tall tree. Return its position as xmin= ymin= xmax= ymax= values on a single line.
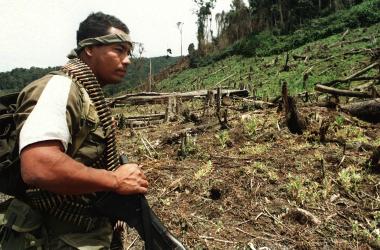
xmin=194 ymin=0 xmax=216 ymax=55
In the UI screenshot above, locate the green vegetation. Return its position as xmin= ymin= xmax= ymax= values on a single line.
xmin=243 ymin=117 xmax=257 ymax=138
xmin=194 ymin=160 xmax=214 ymax=180
xmin=191 ymin=0 xmax=380 ymax=67
xmin=215 ymin=130 xmax=230 ymax=148
xmin=285 ymin=174 xmax=325 ymax=205
xmin=104 ymin=56 xmax=179 ymax=96
xmin=351 ymin=215 xmax=380 ymax=246
xmin=230 ymin=0 xmax=380 ymax=58
xmin=178 ymin=134 xmax=199 ymax=159
xmin=338 ymin=165 xmax=363 ymax=192
xmin=0 ymin=66 xmax=59 ymax=94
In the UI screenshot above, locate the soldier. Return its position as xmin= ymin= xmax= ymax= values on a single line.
xmin=0 ymin=12 xmax=148 ymax=249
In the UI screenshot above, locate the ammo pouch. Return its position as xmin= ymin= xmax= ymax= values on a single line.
xmin=0 ymin=199 xmax=45 ymax=249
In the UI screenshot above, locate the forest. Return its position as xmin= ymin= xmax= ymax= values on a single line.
xmin=0 ymin=56 xmax=179 ymax=96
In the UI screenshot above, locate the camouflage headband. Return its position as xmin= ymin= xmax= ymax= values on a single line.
xmin=67 ymin=33 xmax=133 ymax=59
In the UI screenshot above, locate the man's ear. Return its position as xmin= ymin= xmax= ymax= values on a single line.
xmin=84 ymin=46 xmax=94 ymax=57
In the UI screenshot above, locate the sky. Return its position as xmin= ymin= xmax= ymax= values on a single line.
xmin=0 ymin=0 xmax=236 ymax=72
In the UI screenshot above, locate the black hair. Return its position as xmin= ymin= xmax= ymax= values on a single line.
xmin=76 ymin=12 xmax=129 ymax=44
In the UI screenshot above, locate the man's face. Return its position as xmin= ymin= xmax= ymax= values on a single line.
xmin=86 ymin=27 xmax=132 ymax=85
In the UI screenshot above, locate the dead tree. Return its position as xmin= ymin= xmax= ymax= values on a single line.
xmin=319 ymin=119 xmax=331 ymax=143
xmin=281 ymin=52 xmax=290 ymax=72
xmin=215 ymin=87 xmax=229 ymax=129
xmin=282 ymin=82 xmax=307 ymax=134
xmin=340 ymin=98 xmax=380 ymax=123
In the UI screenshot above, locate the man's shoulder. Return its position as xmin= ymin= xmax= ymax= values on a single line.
xmin=22 ymin=71 xmax=73 ymax=92
xmin=18 ymin=71 xmax=84 ymax=102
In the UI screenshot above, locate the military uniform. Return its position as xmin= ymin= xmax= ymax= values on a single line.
xmin=1 ymin=30 xmax=134 ymax=249
xmin=0 ymin=70 xmax=113 ymax=249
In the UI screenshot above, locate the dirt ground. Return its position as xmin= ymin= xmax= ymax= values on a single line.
xmin=116 ymin=98 xmax=380 ymax=250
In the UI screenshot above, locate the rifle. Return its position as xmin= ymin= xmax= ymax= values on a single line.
xmin=94 ymin=155 xmax=186 ymax=250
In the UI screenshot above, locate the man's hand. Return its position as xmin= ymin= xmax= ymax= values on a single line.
xmin=112 ymin=164 xmax=149 ymax=195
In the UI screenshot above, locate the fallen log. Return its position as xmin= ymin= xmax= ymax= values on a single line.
xmin=315 ymin=84 xmax=373 ymax=98
xmin=126 ymin=119 xmax=163 ymax=127
xmin=318 ymin=75 xmax=380 ymax=88
xmin=311 ymin=48 xmax=379 ymax=68
xmin=111 ymin=91 xmax=168 ymax=100
xmin=162 ymin=121 xmax=220 ymax=144
xmin=109 ymin=89 xmax=249 ymax=105
xmin=347 ymin=62 xmax=379 ymax=80
xmin=340 ymin=98 xmax=380 ymax=123
xmin=240 ymin=99 xmax=276 ymax=109
xmin=124 ymin=113 xmax=165 ymax=121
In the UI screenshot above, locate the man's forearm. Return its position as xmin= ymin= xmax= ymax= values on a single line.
xmin=20 ymin=141 xmax=118 ymax=195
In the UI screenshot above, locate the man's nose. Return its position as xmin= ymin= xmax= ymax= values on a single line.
xmin=122 ymin=55 xmax=131 ymax=65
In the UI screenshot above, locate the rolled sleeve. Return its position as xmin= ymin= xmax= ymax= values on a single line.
xmin=19 ymin=75 xmax=73 ymax=152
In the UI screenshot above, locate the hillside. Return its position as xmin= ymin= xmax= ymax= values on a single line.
xmin=157 ymin=23 xmax=379 ymax=97
xmin=110 ymin=5 xmax=380 ymax=250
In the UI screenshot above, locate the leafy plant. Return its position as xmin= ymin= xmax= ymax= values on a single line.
xmin=286 ymin=174 xmax=323 ymax=205
xmin=286 ymin=174 xmax=305 ymax=202
xmin=351 ymin=219 xmax=380 ymax=245
xmin=194 ymin=160 xmax=213 ymax=180
xmin=334 ymin=115 xmax=345 ymax=127
xmin=244 ymin=118 xmax=257 ymax=137
xmin=178 ymin=134 xmax=199 ymax=159
xmin=338 ymin=166 xmax=363 ymax=192
xmin=215 ymin=130 xmax=230 ymax=149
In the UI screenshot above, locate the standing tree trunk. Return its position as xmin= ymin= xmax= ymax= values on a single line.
xmin=278 ymin=0 xmax=285 ymax=30
xmin=282 ymin=82 xmax=307 ymax=134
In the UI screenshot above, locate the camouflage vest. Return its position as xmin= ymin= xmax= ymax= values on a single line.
xmin=18 ymin=59 xmax=119 ymax=231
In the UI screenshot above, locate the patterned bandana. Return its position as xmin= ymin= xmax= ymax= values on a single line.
xmin=67 ymin=33 xmax=133 ymax=59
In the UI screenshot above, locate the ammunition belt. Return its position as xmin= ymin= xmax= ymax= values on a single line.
xmin=62 ymin=58 xmax=119 ymax=171
xmin=25 ymin=58 xmax=120 ymax=231
xmin=26 ymin=189 xmax=97 ymax=231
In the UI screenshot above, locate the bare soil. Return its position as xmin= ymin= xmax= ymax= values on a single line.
xmin=117 ymin=99 xmax=380 ymax=250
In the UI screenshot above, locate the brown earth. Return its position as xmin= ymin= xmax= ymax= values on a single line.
xmin=116 ymin=98 xmax=380 ymax=249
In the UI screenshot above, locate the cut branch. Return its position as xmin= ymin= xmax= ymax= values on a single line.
xmin=214 ymin=73 xmax=236 ymax=87
xmin=162 ymin=121 xmax=220 ymax=144
xmin=319 ymin=62 xmax=379 ymax=87
xmin=330 ymin=35 xmax=379 ymax=48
